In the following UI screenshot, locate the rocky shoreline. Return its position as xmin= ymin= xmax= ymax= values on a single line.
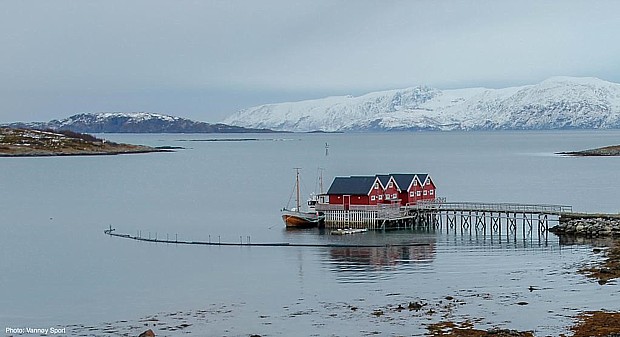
xmin=0 ymin=127 xmax=171 ymax=157
xmin=550 ymin=213 xmax=620 ymax=237
xmin=27 ymin=300 xmax=620 ymax=337
xmin=558 ymin=144 xmax=620 ymax=156
xmin=549 ymin=214 xmax=620 ymax=284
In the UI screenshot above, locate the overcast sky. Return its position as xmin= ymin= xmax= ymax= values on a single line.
xmin=2 ymin=0 xmax=620 ymax=123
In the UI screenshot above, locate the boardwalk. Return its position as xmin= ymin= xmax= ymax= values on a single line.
xmin=318 ymin=201 xmax=573 ymax=240
xmin=406 ymin=201 xmax=572 ymax=215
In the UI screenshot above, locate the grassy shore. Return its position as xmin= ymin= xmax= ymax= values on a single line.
xmin=0 ymin=127 xmax=170 ymax=157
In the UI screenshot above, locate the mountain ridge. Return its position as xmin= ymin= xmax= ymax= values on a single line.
xmin=4 ymin=112 xmax=277 ymax=133
xmin=223 ymin=77 xmax=620 ymax=132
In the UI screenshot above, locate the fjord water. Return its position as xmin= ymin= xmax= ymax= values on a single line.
xmin=1 ymin=131 xmax=619 ymax=336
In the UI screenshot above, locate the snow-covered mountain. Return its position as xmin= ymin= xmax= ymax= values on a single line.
xmin=223 ymin=77 xmax=620 ymax=132
xmin=6 ymin=112 xmax=274 ymax=133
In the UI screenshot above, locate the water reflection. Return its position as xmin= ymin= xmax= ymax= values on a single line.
xmin=328 ymin=243 xmax=435 ymax=268
xmin=556 ymin=234 xmax=618 ymax=247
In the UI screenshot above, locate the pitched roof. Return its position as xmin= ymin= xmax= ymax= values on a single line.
xmin=376 ymin=174 xmax=391 ymax=188
xmin=390 ymin=174 xmax=416 ymax=191
xmin=416 ymin=174 xmax=429 ymax=185
xmin=326 ymin=173 xmax=433 ymax=195
xmin=326 ymin=176 xmax=377 ymax=195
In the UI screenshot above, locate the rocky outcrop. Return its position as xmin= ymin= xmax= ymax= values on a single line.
xmin=550 ymin=214 xmax=620 ymax=237
xmin=558 ymin=145 xmax=620 ymax=156
xmin=0 ymin=127 xmax=169 ymax=157
xmin=138 ymin=329 xmax=155 ymax=337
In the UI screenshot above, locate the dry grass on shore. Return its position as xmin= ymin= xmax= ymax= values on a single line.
xmin=0 ymin=127 xmax=166 ymax=157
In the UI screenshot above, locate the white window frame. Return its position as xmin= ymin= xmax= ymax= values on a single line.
xmin=371 ymin=195 xmax=376 ymax=201
xmin=416 ymin=191 xmax=421 ymax=197
xmin=423 ymin=190 xmax=428 ymax=196
xmin=410 ymin=191 xmax=415 ymax=197
xmin=392 ymin=193 xmax=397 ymax=199
xmin=378 ymin=195 xmax=383 ymax=200
xmin=430 ymin=190 xmax=434 ymax=195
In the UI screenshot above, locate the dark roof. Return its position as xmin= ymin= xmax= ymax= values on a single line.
xmin=326 ymin=173 xmax=432 ymax=195
xmin=390 ymin=174 xmax=416 ymax=191
xmin=416 ymin=174 xmax=429 ymax=185
xmin=376 ymin=174 xmax=391 ymax=188
xmin=326 ymin=176 xmax=377 ymax=195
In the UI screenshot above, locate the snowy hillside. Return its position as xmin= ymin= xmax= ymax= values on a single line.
xmin=223 ymin=77 xmax=620 ymax=132
xmin=6 ymin=112 xmax=274 ymax=133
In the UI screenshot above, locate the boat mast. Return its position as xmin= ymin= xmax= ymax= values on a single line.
xmin=318 ymin=167 xmax=324 ymax=194
xmin=295 ymin=168 xmax=301 ymax=211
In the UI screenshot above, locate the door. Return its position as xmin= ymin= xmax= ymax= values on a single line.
xmin=343 ymin=195 xmax=351 ymax=210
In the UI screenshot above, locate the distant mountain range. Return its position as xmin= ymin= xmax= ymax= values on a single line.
xmin=223 ymin=76 xmax=620 ymax=132
xmin=4 ymin=112 xmax=275 ymax=133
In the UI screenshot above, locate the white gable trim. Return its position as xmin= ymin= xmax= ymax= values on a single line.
xmin=366 ymin=176 xmax=385 ymax=195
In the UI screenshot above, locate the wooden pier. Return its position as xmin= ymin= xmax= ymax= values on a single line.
xmin=317 ymin=201 xmax=573 ymax=239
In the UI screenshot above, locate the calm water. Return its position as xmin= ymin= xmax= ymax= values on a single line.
xmin=1 ymin=131 xmax=619 ymax=336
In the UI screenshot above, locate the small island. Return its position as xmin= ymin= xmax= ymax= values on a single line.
xmin=558 ymin=144 xmax=620 ymax=156
xmin=0 ymin=127 xmax=170 ymax=157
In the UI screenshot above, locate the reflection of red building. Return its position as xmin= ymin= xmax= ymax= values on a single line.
xmin=325 ymin=173 xmax=436 ymax=208
xmin=329 ymin=243 xmax=436 ymax=268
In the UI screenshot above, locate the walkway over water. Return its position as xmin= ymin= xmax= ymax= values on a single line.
xmin=319 ymin=201 xmax=573 ymax=236
xmin=406 ymin=201 xmax=573 ymax=215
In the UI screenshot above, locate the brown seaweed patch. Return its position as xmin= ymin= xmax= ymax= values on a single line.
xmin=566 ymin=311 xmax=620 ymax=337
xmin=579 ymin=240 xmax=620 ymax=284
xmin=426 ymin=321 xmax=534 ymax=337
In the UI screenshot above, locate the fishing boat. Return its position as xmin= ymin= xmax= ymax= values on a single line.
xmin=282 ymin=168 xmax=324 ymax=228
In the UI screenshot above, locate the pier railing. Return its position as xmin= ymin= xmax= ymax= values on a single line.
xmin=406 ymin=201 xmax=572 ymax=214
xmin=315 ymin=204 xmax=400 ymax=212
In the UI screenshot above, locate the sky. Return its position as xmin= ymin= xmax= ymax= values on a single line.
xmin=2 ymin=0 xmax=620 ymax=123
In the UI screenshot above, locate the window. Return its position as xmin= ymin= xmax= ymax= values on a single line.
xmin=410 ymin=192 xmax=415 ymax=197
xmin=389 ymin=182 xmax=393 ymax=188
xmin=416 ymin=191 xmax=421 ymax=196
xmin=385 ymin=194 xmax=390 ymax=200
xmin=430 ymin=190 xmax=434 ymax=195
xmin=374 ymin=183 xmax=379 ymax=189
xmin=423 ymin=190 xmax=428 ymax=196
xmin=379 ymin=195 xmax=383 ymax=200
xmin=413 ymin=181 xmax=417 ymax=186
xmin=371 ymin=195 xmax=375 ymax=201
xmin=392 ymin=193 xmax=397 ymax=199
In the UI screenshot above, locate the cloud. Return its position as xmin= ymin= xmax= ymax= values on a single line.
xmin=1 ymin=0 xmax=620 ymax=122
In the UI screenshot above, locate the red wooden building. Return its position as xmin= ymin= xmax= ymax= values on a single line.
xmin=391 ymin=173 xmax=436 ymax=205
xmin=324 ymin=173 xmax=436 ymax=208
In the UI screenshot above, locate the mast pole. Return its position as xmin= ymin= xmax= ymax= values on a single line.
xmin=295 ymin=168 xmax=301 ymax=211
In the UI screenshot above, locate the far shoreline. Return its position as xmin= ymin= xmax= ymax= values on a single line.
xmin=0 ymin=127 xmax=176 ymax=158
xmin=557 ymin=144 xmax=620 ymax=156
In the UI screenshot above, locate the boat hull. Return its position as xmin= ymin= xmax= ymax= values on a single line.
xmin=281 ymin=210 xmax=322 ymax=228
